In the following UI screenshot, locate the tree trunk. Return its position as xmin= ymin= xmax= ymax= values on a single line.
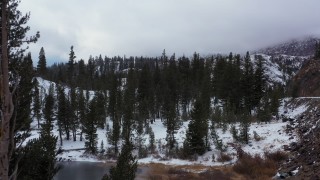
xmin=0 ymin=1 xmax=13 ymax=179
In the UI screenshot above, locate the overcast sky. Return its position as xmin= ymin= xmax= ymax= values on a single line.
xmin=20 ymin=0 xmax=320 ymax=64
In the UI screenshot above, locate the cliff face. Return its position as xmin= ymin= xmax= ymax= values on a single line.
xmin=291 ymin=59 xmax=320 ymax=97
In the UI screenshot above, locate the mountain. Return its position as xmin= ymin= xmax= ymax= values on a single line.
xmin=257 ymin=37 xmax=319 ymax=57
xmin=252 ymin=37 xmax=320 ymax=86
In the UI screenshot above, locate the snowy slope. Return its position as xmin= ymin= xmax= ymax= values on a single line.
xmin=23 ymin=78 xmax=311 ymax=166
xmin=251 ymin=53 xmax=307 ymax=85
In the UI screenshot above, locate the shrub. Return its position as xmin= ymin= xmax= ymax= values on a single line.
xmin=233 ymin=152 xmax=279 ymax=179
xmin=264 ymin=151 xmax=288 ymax=162
xmin=217 ymin=152 xmax=232 ymax=162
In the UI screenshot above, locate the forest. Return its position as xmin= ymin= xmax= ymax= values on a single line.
xmin=0 ymin=0 xmax=306 ymax=180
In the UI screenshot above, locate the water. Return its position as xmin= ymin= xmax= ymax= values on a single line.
xmin=54 ymin=162 xmax=109 ymax=180
xmin=54 ymin=161 xmax=150 ymax=180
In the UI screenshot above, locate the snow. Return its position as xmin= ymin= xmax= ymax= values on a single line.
xmin=49 ymin=116 xmax=297 ymax=165
xmin=26 ymin=78 xmax=308 ymax=166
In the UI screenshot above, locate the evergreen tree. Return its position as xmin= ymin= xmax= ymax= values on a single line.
xmin=43 ymin=84 xmax=56 ymax=143
xmin=108 ymin=74 xmax=121 ymax=154
xmin=122 ymin=66 xmax=136 ymax=142
xmin=239 ymin=112 xmax=250 ymax=144
xmin=17 ymin=135 xmax=59 ymax=180
xmin=270 ymin=87 xmax=281 ymax=117
xmin=178 ymin=56 xmax=192 ymax=117
xmin=137 ymin=64 xmax=152 ymax=130
xmin=32 ymin=78 xmax=41 ymax=128
xmin=57 ymin=85 xmax=71 ymax=141
xmin=184 ymin=98 xmax=207 ymax=156
xmin=211 ymin=123 xmax=225 ymax=152
xmin=95 ymin=91 xmax=107 ymax=129
xmin=18 ymin=84 xmax=60 ymax=179
xmin=242 ymin=52 xmax=255 ymax=114
xmin=162 ymin=59 xmax=179 ymax=153
xmin=14 ymin=53 xmax=34 ymax=131
xmin=69 ymin=87 xmax=79 ymax=141
xmin=37 ymin=47 xmax=47 ymax=77
xmin=84 ymin=98 xmax=98 ymax=154
xmin=253 ymin=55 xmax=266 ymax=107
xmin=256 ymin=95 xmax=272 ymax=123
xmin=102 ymin=142 xmax=137 ymax=180
xmin=67 ymin=46 xmax=76 ymax=84
xmin=77 ymin=88 xmax=88 ymax=141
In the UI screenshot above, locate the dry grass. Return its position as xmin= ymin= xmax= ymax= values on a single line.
xmin=233 ymin=151 xmax=288 ymax=180
xmin=217 ymin=152 xmax=233 ymax=162
xmin=146 ymin=163 xmax=244 ymax=180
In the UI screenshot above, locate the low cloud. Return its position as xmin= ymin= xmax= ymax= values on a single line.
xmin=20 ymin=0 xmax=320 ymax=62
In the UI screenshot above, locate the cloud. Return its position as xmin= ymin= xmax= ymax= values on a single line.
xmin=19 ymin=0 xmax=320 ymax=62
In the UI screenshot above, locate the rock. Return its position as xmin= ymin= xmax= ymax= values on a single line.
xmin=283 ymin=145 xmax=291 ymax=151
xmin=289 ymin=136 xmax=294 ymax=140
xmin=279 ymin=172 xmax=289 ymax=179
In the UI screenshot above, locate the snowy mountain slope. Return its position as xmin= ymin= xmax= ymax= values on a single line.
xmin=251 ymin=37 xmax=317 ymax=86
xmin=256 ymin=37 xmax=319 ymax=56
xmin=24 ymin=78 xmax=308 ymax=166
xmin=251 ymin=53 xmax=308 ymax=85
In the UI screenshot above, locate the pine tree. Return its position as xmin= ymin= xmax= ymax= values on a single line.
xmin=270 ymin=87 xmax=281 ymax=117
xmin=162 ymin=59 xmax=179 ymax=153
xmin=178 ymin=56 xmax=192 ymax=117
xmin=239 ymin=112 xmax=250 ymax=144
xmin=257 ymin=95 xmax=272 ymax=123
xmin=137 ymin=64 xmax=152 ymax=131
xmin=102 ymin=142 xmax=138 ymax=180
xmin=32 ymin=78 xmax=41 ymax=128
xmin=77 ymin=88 xmax=88 ymax=142
xmin=69 ymin=87 xmax=79 ymax=141
xmin=122 ymin=66 xmax=136 ymax=142
xmin=67 ymin=46 xmax=76 ymax=84
xmin=43 ymin=84 xmax=56 ymax=142
xmin=17 ymin=135 xmax=59 ymax=180
xmin=57 ymin=85 xmax=71 ymax=141
xmin=242 ymin=51 xmax=255 ymax=114
xmin=37 ymin=47 xmax=47 ymax=77
xmin=211 ymin=123 xmax=225 ymax=152
xmin=95 ymin=91 xmax=107 ymax=129
xmin=0 ymin=1 xmax=38 ymax=175
xmin=14 ymin=53 xmax=34 ymax=131
xmin=84 ymin=98 xmax=98 ymax=154
xmin=108 ymin=74 xmax=121 ymax=154
xmin=253 ymin=55 xmax=266 ymax=107
xmin=184 ymin=99 xmax=207 ymax=156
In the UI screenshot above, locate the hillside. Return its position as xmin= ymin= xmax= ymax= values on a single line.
xmin=27 ymin=78 xmax=302 ymax=166
xmin=278 ymin=98 xmax=320 ymax=179
xmin=257 ymin=37 xmax=319 ymax=57
xmin=291 ymin=59 xmax=320 ymax=97
xmin=24 ymin=37 xmax=320 ymax=179
xmin=251 ymin=37 xmax=319 ymax=86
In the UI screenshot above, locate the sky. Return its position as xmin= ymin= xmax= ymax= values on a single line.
xmin=19 ymin=0 xmax=320 ymax=64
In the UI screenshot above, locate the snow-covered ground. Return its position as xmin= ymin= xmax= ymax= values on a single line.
xmin=25 ymin=78 xmax=311 ymax=166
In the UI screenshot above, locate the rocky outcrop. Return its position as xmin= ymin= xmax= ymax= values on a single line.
xmin=291 ymin=59 xmax=320 ymax=97
xmin=278 ymin=99 xmax=320 ymax=179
